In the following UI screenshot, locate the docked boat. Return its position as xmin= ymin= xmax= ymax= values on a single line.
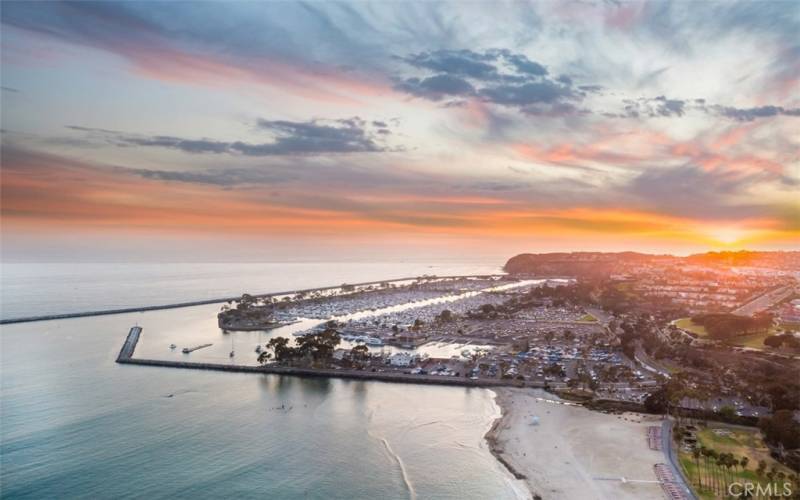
xmin=365 ymin=337 xmax=384 ymax=346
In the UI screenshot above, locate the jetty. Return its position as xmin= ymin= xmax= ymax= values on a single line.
xmin=114 ymin=326 xmax=550 ymax=390
xmin=1 ymin=274 xmax=505 ymax=325
xmin=116 ymin=326 xmax=142 ymax=361
xmin=182 ymin=344 xmax=212 ymax=353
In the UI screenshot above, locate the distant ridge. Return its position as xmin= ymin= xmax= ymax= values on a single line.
xmin=503 ymin=250 xmax=799 ymax=276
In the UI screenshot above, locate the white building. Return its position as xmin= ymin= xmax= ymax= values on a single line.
xmin=389 ymin=352 xmax=415 ymax=367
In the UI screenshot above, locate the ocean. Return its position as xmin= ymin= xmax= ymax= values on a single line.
xmin=0 ymin=262 xmax=527 ymax=499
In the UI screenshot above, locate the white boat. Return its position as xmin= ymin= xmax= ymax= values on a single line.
xmin=365 ymin=337 xmax=384 ymax=346
xmin=169 ymin=344 xmax=177 ymax=349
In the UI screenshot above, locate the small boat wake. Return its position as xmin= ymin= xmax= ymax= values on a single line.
xmin=378 ymin=436 xmax=417 ymax=500
xmin=366 ymin=410 xmax=417 ymax=500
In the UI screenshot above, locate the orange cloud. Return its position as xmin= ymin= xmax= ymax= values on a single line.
xmin=3 ymin=148 xmax=796 ymax=251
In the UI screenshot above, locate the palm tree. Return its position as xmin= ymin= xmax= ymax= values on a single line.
xmin=692 ymin=448 xmax=703 ymax=488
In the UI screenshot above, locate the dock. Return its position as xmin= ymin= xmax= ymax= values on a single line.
xmin=182 ymin=344 xmax=212 ymax=353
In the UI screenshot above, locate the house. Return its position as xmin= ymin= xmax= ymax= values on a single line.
xmin=389 ymin=352 xmax=415 ymax=367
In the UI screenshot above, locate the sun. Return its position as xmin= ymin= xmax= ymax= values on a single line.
xmin=708 ymin=227 xmax=748 ymax=245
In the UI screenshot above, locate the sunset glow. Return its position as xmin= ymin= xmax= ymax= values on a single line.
xmin=1 ymin=1 xmax=798 ymax=261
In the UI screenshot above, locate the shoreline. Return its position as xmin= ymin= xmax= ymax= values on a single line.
xmin=486 ymin=387 xmax=666 ymax=500
xmin=485 ymin=395 xmax=540 ymax=500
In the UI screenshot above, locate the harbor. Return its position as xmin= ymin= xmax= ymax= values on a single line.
xmin=115 ymin=326 xmax=547 ymax=389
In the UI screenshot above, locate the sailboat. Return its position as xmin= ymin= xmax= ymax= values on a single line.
xmin=229 ymin=334 xmax=235 ymax=358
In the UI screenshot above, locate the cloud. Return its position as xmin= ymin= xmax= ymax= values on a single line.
xmin=395 ymin=74 xmax=476 ymax=100
xmin=713 ymin=105 xmax=800 ymax=122
xmin=621 ymin=96 xmax=686 ymax=118
xmin=395 ymin=48 xmax=583 ymax=114
xmin=480 ymin=81 xmax=576 ymax=107
xmin=625 ymin=164 xmax=770 ymax=219
xmin=67 ymin=118 xmax=393 ymax=156
xmin=0 ymin=1 xmax=391 ymax=102
xmin=402 ymin=49 xmax=498 ymax=80
xmin=504 ymin=53 xmax=548 ymax=76
xmin=123 ymin=167 xmax=298 ymax=187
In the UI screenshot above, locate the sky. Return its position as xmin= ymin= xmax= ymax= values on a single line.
xmin=1 ymin=0 xmax=798 ymax=262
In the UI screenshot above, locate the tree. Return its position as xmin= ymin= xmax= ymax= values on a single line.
xmin=718 ymin=405 xmax=737 ymax=420
xmin=350 ymin=344 xmax=369 ymax=362
xmin=644 ymin=386 xmax=669 ymax=414
xmin=759 ymin=410 xmax=800 ymax=450
xmin=764 ymin=335 xmax=784 ymax=348
xmin=756 ymin=459 xmax=766 ymax=477
xmin=257 ymin=351 xmax=272 ymax=364
xmin=437 ymin=309 xmax=454 ymax=322
xmin=267 ymin=336 xmax=291 ymax=362
xmin=692 ymin=448 xmax=702 ymax=488
xmin=295 ymin=328 xmax=342 ymax=366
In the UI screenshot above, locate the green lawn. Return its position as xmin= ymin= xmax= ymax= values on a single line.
xmin=678 ymin=423 xmax=796 ymax=499
xmin=675 ymin=318 xmax=783 ymax=350
xmin=725 ymin=327 xmax=783 ymax=349
xmin=675 ymin=318 xmax=708 ymax=337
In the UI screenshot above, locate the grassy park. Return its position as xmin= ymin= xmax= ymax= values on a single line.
xmin=675 ymin=317 xmax=708 ymax=337
xmin=678 ymin=423 xmax=797 ymax=499
xmin=675 ymin=318 xmax=789 ymax=351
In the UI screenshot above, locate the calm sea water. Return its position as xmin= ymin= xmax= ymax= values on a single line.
xmin=0 ymin=262 xmax=502 ymax=320
xmin=0 ymin=262 xmax=526 ymax=499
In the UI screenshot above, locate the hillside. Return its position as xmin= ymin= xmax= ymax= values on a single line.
xmin=503 ymin=251 xmax=799 ymax=276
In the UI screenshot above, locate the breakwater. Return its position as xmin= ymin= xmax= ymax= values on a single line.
xmin=116 ymin=326 xmax=142 ymax=361
xmin=1 ymin=274 xmax=505 ymax=325
xmin=114 ymin=326 xmax=546 ymax=390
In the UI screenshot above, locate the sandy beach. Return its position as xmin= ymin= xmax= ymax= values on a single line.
xmin=487 ymin=388 xmax=666 ymax=500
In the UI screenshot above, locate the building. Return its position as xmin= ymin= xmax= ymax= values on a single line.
xmin=388 ymin=352 xmax=415 ymax=367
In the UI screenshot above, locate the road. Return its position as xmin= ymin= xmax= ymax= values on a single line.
xmin=662 ymin=419 xmax=698 ymax=500
xmin=733 ymin=285 xmax=793 ymax=316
